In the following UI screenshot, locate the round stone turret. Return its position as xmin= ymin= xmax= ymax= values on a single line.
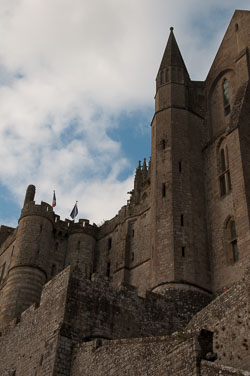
xmin=0 ymin=186 xmax=54 ymax=327
xmin=65 ymin=219 xmax=97 ymax=278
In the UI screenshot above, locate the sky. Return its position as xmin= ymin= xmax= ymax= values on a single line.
xmin=0 ymin=0 xmax=250 ymax=227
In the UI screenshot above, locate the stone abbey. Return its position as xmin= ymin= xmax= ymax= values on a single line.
xmin=0 ymin=10 xmax=250 ymax=375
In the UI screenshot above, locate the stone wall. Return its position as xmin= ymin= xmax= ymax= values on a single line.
xmin=0 ymin=267 xmax=70 ymax=376
xmin=70 ymin=330 xmax=213 ymax=376
xmin=188 ymin=268 xmax=250 ymax=371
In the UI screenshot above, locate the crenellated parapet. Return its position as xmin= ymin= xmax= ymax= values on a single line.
xmin=54 ymin=217 xmax=98 ymax=238
xmin=19 ymin=200 xmax=55 ymax=224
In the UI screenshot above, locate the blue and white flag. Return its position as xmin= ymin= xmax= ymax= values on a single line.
xmin=70 ymin=201 xmax=78 ymax=219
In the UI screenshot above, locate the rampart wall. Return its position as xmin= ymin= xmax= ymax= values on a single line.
xmin=70 ymin=330 xmax=212 ymax=376
xmin=0 ymin=267 xmax=70 ymax=376
xmin=188 ymin=268 xmax=250 ymax=371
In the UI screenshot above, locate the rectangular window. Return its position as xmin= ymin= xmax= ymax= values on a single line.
xmin=179 ymin=161 xmax=182 ymax=173
xmin=108 ymin=238 xmax=112 ymax=250
xmin=182 ymin=247 xmax=185 ymax=257
xmin=162 ymin=183 xmax=166 ymax=197
xmin=181 ymin=214 xmax=184 ymax=226
xmin=106 ymin=262 xmax=111 ymax=278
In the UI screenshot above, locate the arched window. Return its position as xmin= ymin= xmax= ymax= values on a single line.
xmin=219 ymin=145 xmax=231 ymax=197
xmin=226 ymin=219 xmax=239 ymax=263
xmin=222 ymin=78 xmax=230 ymax=115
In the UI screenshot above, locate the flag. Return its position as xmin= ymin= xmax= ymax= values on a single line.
xmin=52 ymin=190 xmax=56 ymax=208
xmin=70 ymin=201 xmax=78 ymax=219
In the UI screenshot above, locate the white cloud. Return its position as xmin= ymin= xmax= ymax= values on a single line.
xmin=0 ymin=0 xmax=249 ymax=224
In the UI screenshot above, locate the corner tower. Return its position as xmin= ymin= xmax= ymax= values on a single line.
xmin=0 ymin=185 xmax=54 ymax=327
xmin=150 ymin=28 xmax=211 ymax=297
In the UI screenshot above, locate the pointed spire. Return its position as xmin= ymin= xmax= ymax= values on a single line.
xmin=159 ymin=27 xmax=189 ymax=76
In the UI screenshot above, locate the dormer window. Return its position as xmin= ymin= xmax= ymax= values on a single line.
xmin=222 ymin=78 xmax=230 ymax=115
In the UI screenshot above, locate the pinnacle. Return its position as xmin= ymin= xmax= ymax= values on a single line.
xmin=159 ymin=28 xmax=188 ymax=74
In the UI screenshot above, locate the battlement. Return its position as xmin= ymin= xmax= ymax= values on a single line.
xmin=20 ymin=200 xmax=55 ymax=223
xmin=54 ymin=216 xmax=98 ymax=238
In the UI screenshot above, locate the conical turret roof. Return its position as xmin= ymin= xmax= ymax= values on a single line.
xmin=159 ymin=27 xmax=189 ymax=76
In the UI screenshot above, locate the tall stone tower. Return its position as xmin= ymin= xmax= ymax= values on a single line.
xmin=0 ymin=185 xmax=54 ymax=326
xmin=203 ymin=10 xmax=250 ymax=292
xmin=150 ymin=28 xmax=210 ymax=295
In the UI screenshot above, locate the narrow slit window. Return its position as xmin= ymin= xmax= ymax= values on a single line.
xmin=222 ymin=78 xmax=230 ymax=115
xmin=182 ymin=247 xmax=185 ymax=257
xmin=179 ymin=161 xmax=182 ymax=173
xmin=108 ymin=238 xmax=112 ymax=250
xmin=228 ymin=220 xmax=238 ymax=262
xmin=181 ymin=214 xmax=184 ymax=226
xmin=106 ymin=262 xmax=111 ymax=278
xmin=219 ymin=145 xmax=231 ymax=196
xmin=162 ymin=139 xmax=166 ymax=150
xmin=162 ymin=183 xmax=166 ymax=197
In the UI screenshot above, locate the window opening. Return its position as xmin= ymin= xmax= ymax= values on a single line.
xmin=162 ymin=183 xmax=166 ymax=197
xmin=108 ymin=238 xmax=112 ymax=250
xmin=228 ymin=219 xmax=239 ymax=262
xmin=181 ymin=214 xmax=184 ymax=226
xmin=219 ymin=145 xmax=231 ymax=197
xmin=162 ymin=139 xmax=166 ymax=150
xmin=179 ymin=161 xmax=182 ymax=173
xmin=222 ymin=79 xmax=230 ymax=115
xmin=182 ymin=247 xmax=185 ymax=257
xmin=106 ymin=262 xmax=111 ymax=278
